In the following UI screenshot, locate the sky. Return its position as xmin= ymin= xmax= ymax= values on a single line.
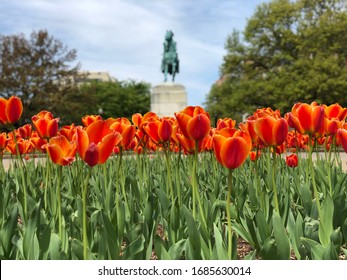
xmin=0 ymin=0 xmax=269 ymax=107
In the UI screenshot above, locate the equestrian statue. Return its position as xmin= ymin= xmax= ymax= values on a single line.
xmin=161 ymin=30 xmax=179 ymax=82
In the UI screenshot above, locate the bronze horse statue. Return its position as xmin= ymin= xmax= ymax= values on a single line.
xmin=161 ymin=30 xmax=179 ymax=82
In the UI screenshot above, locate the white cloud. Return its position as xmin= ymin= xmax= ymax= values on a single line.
xmin=0 ymin=0 xmax=268 ymax=106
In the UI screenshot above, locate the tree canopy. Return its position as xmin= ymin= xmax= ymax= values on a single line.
xmin=0 ymin=30 xmax=82 ymax=123
xmin=205 ymin=0 xmax=347 ymax=121
xmin=0 ymin=30 xmax=151 ymax=125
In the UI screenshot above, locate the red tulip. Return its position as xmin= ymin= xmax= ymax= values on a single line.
xmin=0 ymin=132 xmax=8 ymax=153
xmin=286 ymin=154 xmax=298 ymax=168
xmin=77 ymin=120 xmax=122 ymax=167
xmin=31 ymin=111 xmax=59 ymax=139
xmin=81 ymin=115 xmax=102 ymax=127
xmin=213 ymin=129 xmax=252 ymax=169
xmin=7 ymin=138 xmax=32 ymax=155
xmin=0 ymin=96 xmax=23 ymax=124
xmin=287 ymin=102 xmax=325 ymax=136
xmin=46 ymin=135 xmax=77 ymax=166
xmin=254 ymin=115 xmax=288 ymax=147
xmin=143 ymin=118 xmax=173 ymax=144
xmin=323 ymin=103 xmax=347 ymax=121
xmin=108 ymin=117 xmax=136 ymax=149
xmin=337 ymin=128 xmax=347 ymax=154
xmin=175 ymin=106 xmax=211 ymax=141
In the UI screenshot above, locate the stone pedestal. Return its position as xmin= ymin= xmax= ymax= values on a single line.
xmin=150 ymin=82 xmax=187 ymax=117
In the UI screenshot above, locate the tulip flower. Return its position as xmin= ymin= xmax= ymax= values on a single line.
xmin=323 ymin=103 xmax=347 ymax=121
xmin=175 ymin=106 xmax=211 ymax=141
xmin=254 ymin=115 xmax=288 ymax=147
xmin=31 ymin=111 xmax=59 ymax=139
xmin=81 ymin=115 xmax=102 ymax=127
xmin=287 ymin=102 xmax=325 ymax=137
xmin=213 ymin=128 xmax=252 ymax=170
xmin=6 ymin=138 xmax=32 ymax=155
xmin=108 ymin=117 xmax=136 ymax=149
xmin=213 ymin=128 xmax=251 ymax=258
xmin=0 ymin=96 xmax=23 ymax=124
xmin=46 ymin=135 xmax=77 ymax=166
xmin=143 ymin=118 xmax=173 ymax=144
xmin=286 ymin=154 xmax=298 ymax=168
xmin=337 ymin=128 xmax=347 ymax=154
xmin=76 ymin=120 xmax=122 ymax=167
xmin=0 ymin=132 xmax=9 ymax=154
xmin=16 ymin=124 xmax=32 ymax=139
xmin=30 ymin=131 xmax=48 ymax=153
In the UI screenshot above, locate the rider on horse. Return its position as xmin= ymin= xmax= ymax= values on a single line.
xmin=161 ymin=30 xmax=179 ymax=82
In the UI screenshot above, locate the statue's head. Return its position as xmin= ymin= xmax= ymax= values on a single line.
xmin=165 ymin=30 xmax=174 ymax=41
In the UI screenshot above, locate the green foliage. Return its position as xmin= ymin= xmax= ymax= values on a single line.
xmin=78 ymin=80 xmax=150 ymax=121
xmin=205 ymin=0 xmax=347 ymax=117
xmin=0 ymin=30 xmax=82 ymax=124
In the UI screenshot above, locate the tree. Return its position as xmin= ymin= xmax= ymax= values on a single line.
xmin=205 ymin=0 xmax=347 ymax=118
xmin=78 ymin=80 xmax=151 ymax=121
xmin=0 ymin=30 xmax=82 ymax=123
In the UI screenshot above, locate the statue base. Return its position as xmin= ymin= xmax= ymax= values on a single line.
xmin=151 ymin=82 xmax=187 ymax=117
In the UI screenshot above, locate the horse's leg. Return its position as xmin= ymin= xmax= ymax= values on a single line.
xmin=164 ymin=64 xmax=168 ymax=82
xmin=172 ymin=63 xmax=176 ymax=82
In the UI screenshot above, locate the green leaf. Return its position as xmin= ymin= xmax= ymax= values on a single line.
xmin=0 ymin=204 xmax=18 ymax=258
xmin=319 ymin=195 xmax=334 ymax=247
xmin=183 ymin=205 xmax=201 ymax=260
xmin=23 ymin=202 xmax=41 ymax=260
xmin=167 ymin=239 xmax=186 ymax=260
xmin=272 ymin=212 xmax=290 ymax=260
xmin=301 ymin=237 xmax=324 ymax=260
xmin=213 ymin=224 xmax=228 ymax=260
xmin=125 ymin=235 xmax=145 ymax=260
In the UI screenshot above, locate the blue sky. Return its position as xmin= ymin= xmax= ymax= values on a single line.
xmin=0 ymin=0 xmax=269 ymax=107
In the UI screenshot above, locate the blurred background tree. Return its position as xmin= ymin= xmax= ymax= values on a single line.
xmin=78 ymin=80 xmax=151 ymax=121
xmin=205 ymin=0 xmax=347 ymax=121
xmin=0 ymin=29 xmax=151 ymax=125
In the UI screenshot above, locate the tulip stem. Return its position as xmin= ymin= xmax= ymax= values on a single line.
xmin=193 ymin=141 xmax=207 ymax=227
xmin=13 ymin=133 xmax=28 ymax=223
xmin=272 ymin=149 xmax=280 ymax=214
xmin=57 ymin=165 xmax=63 ymax=240
xmin=164 ymin=143 xmax=174 ymax=203
xmin=227 ymin=168 xmax=233 ymax=259
xmin=308 ymin=137 xmax=321 ymax=218
xmin=82 ymin=167 xmax=92 ymax=260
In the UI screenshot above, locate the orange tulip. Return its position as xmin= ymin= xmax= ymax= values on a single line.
xmin=213 ymin=129 xmax=252 ymax=169
xmin=0 ymin=96 xmax=23 ymax=124
xmin=249 ymin=150 xmax=261 ymax=161
xmin=143 ymin=118 xmax=173 ymax=144
xmin=176 ymin=133 xmax=206 ymax=154
xmin=30 ymin=131 xmax=48 ymax=153
xmin=0 ymin=132 xmax=8 ymax=153
xmin=254 ymin=115 xmax=288 ymax=147
xmin=323 ymin=103 xmax=347 ymax=121
xmin=77 ymin=120 xmax=122 ymax=167
xmin=239 ymin=116 xmax=264 ymax=146
xmin=216 ymin=118 xmax=236 ymax=130
xmin=337 ymin=128 xmax=347 ymax=154
xmin=7 ymin=138 xmax=32 ymax=155
xmin=46 ymin=135 xmax=77 ymax=166
xmin=175 ymin=106 xmax=211 ymax=141
xmin=108 ymin=118 xmax=136 ymax=149
xmin=31 ymin=111 xmax=59 ymax=139
xmin=287 ymin=102 xmax=325 ymax=136
xmin=17 ymin=124 xmax=32 ymax=139
xmin=286 ymin=154 xmax=298 ymax=168
xmin=59 ymin=124 xmax=77 ymax=141
xmin=81 ymin=115 xmax=102 ymax=127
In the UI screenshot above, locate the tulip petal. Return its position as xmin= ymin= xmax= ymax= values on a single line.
xmin=84 ymin=143 xmax=99 ymax=167
xmin=6 ymin=96 xmax=23 ymax=124
xmin=158 ymin=119 xmax=172 ymax=142
xmin=47 ymin=144 xmax=63 ymax=165
xmin=220 ymin=137 xmax=250 ymax=169
xmin=76 ymin=127 xmax=89 ymax=159
xmin=98 ymin=132 xmax=122 ymax=164
xmin=213 ymin=134 xmax=226 ymax=165
xmin=175 ymin=112 xmax=192 ymax=139
xmin=187 ymin=114 xmax=210 ymax=141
